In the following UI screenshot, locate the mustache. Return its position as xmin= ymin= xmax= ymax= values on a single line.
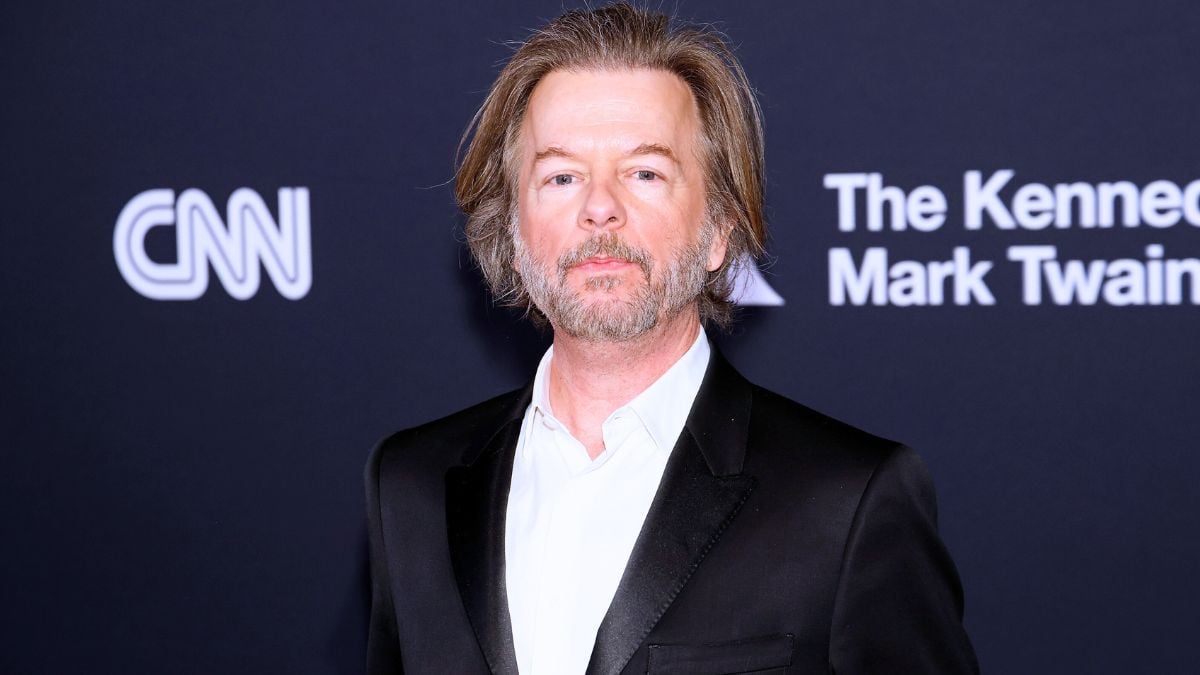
xmin=557 ymin=233 xmax=653 ymax=279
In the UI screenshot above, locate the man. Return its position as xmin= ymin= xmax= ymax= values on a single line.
xmin=365 ymin=3 xmax=978 ymax=673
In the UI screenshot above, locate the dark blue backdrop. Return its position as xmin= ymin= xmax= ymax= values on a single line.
xmin=3 ymin=1 xmax=1198 ymax=673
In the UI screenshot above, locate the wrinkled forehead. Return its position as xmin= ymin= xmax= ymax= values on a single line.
xmin=517 ymin=68 xmax=702 ymax=170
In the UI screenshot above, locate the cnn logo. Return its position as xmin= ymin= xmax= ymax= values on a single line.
xmin=113 ymin=187 xmax=312 ymax=300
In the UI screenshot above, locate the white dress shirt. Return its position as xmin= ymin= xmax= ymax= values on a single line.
xmin=504 ymin=327 xmax=711 ymax=675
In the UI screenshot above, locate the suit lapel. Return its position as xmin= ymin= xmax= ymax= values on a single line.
xmin=445 ymin=388 xmax=530 ymax=675
xmin=586 ymin=350 xmax=758 ymax=675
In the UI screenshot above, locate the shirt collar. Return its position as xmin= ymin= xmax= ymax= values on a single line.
xmin=529 ymin=327 xmax=712 ymax=454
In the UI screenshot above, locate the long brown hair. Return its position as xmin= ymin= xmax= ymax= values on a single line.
xmin=455 ymin=2 xmax=766 ymax=327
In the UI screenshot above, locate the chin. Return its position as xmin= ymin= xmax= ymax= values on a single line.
xmin=574 ymin=273 xmax=622 ymax=292
xmin=576 ymin=287 xmax=644 ymax=311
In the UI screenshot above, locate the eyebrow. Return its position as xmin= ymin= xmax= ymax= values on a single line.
xmin=532 ymin=143 xmax=681 ymax=167
xmin=532 ymin=146 xmax=576 ymax=165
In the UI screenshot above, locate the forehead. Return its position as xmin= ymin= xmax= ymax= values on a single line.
xmin=520 ymin=68 xmax=700 ymax=160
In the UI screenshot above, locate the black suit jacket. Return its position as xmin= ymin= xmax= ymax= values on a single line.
xmin=365 ymin=351 xmax=978 ymax=674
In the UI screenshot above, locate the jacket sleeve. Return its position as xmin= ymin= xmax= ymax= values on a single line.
xmin=365 ymin=440 xmax=404 ymax=675
xmin=828 ymin=445 xmax=979 ymax=674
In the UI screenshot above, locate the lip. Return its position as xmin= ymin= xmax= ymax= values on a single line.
xmin=572 ymin=256 xmax=634 ymax=272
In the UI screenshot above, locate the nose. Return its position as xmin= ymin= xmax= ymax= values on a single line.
xmin=578 ymin=178 xmax=626 ymax=231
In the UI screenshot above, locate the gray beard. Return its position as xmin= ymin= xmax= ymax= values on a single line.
xmin=513 ymin=227 xmax=712 ymax=342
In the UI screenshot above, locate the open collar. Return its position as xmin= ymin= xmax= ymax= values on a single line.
xmin=446 ymin=345 xmax=757 ymax=675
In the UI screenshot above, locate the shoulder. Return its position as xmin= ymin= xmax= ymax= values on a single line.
xmin=741 ymin=382 xmax=933 ymax=505
xmin=746 ymin=383 xmax=902 ymax=464
xmin=366 ymin=386 xmax=530 ymax=486
xmin=693 ymin=350 xmax=916 ymax=486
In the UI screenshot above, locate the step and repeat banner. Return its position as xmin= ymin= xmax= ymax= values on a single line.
xmin=3 ymin=1 xmax=1197 ymax=673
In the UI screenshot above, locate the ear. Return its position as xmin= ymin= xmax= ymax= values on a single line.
xmin=705 ymin=221 xmax=732 ymax=272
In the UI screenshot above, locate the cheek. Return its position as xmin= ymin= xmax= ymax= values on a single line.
xmin=643 ymin=203 xmax=700 ymax=253
xmin=516 ymin=221 xmax=560 ymax=266
xmin=521 ymin=190 xmax=572 ymax=234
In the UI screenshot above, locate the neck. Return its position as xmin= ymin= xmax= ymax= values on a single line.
xmin=547 ymin=308 xmax=702 ymax=460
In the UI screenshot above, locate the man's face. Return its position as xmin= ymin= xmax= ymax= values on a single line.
xmin=513 ymin=68 xmax=728 ymax=341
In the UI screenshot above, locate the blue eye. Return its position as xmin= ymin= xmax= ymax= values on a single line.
xmin=634 ymin=170 xmax=659 ymax=181
xmin=552 ymin=175 xmax=575 ymax=186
